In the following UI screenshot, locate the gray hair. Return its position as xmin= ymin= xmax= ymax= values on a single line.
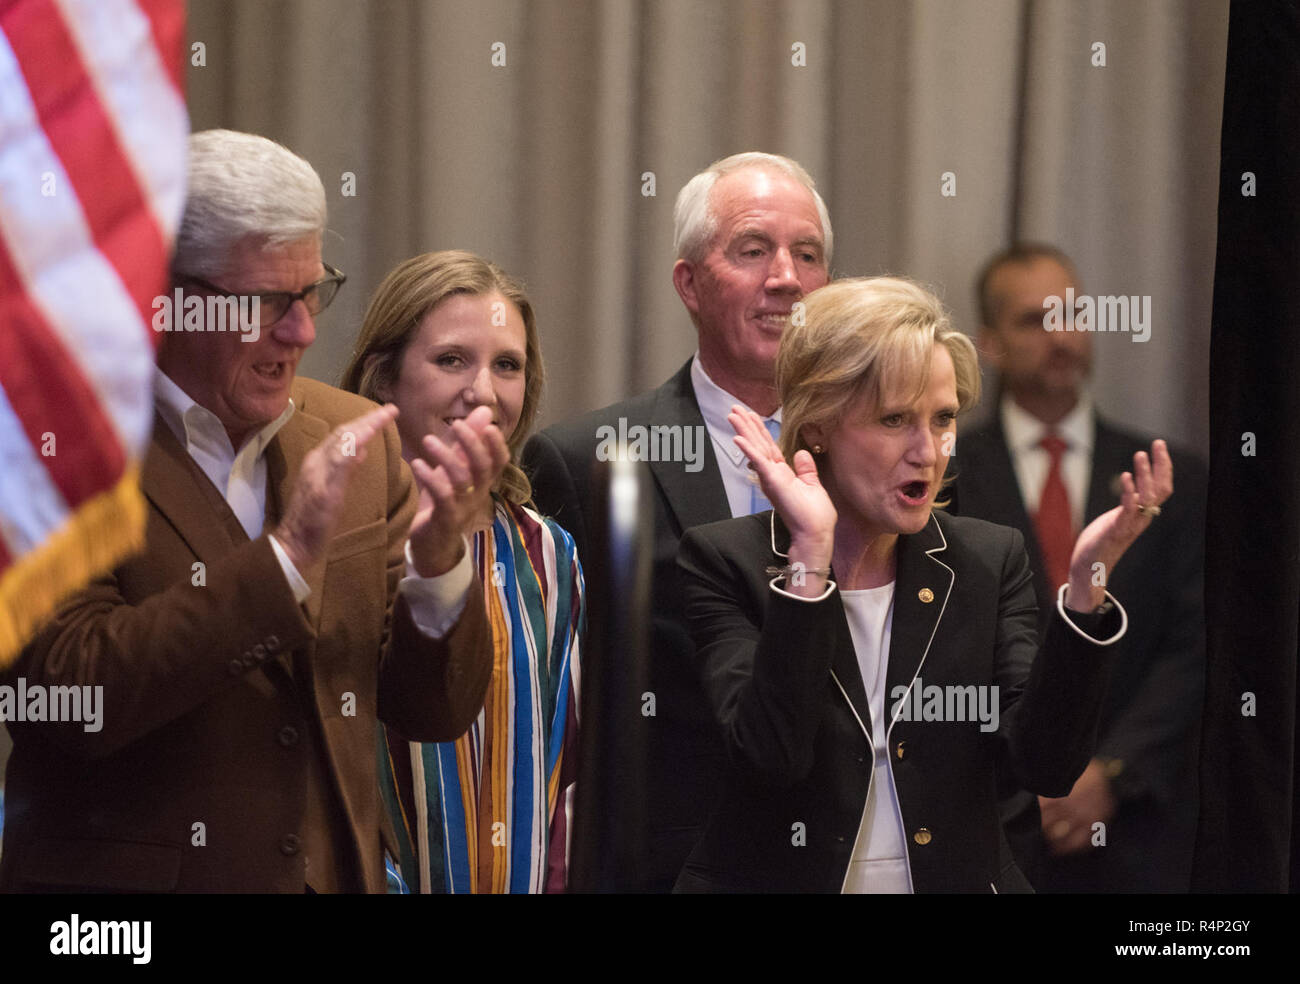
xmin=672 ymin=152 xmax=833 ymax=266
xmin=173 ymin=129 xmax=327 ymax=280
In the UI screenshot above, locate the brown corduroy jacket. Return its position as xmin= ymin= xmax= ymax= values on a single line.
xmin=0 ymin=377 xmax=491 ymax=892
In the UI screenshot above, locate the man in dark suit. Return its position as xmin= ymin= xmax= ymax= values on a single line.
xmin=0 ymin=130 xmax=498 ymax=892
xmin=522 ymin=152 xmax=832 ymax=891
xmin=955 ymin=244 xmax=1205 ymax=891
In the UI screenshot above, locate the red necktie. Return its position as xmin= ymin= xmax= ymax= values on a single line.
xmin=1034 ymin=433 xmax=1073 ymax=589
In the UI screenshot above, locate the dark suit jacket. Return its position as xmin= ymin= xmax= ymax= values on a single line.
xmin=521 ymin=360 xmax=729 ymax=892
xmin=0 ymin=377 xmax=492 ymax=893
xmin=672 ymin=509 xmax=1121 ymax=893
xmin=954 ymin=412 xmax=1205 ymax=892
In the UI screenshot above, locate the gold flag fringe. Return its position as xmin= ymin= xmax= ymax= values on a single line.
xmin=0 ymin=467 xmax=145 ymax=669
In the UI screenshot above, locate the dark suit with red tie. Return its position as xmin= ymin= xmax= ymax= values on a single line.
xmin=954 ymin=412 xmax=1206 ymax=891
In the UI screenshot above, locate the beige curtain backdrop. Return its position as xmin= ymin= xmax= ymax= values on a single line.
xmin=181 ymin=0 xmax=1228 ymax=454
xmin=0 ymin=0 xmax=1234 ymax=855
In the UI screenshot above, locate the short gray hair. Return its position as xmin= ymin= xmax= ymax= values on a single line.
xmin=174 ymin=129 xmax=327 ymax=279
xmin=672 ymin=152 xmax=833 ymax=266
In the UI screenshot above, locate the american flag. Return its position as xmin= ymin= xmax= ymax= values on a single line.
xmin=0 ymin=0 xmax=186 ymax=666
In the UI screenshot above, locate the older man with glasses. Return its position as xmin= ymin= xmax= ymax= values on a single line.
xmin=0 ymin=129 xmax=498 ymax=893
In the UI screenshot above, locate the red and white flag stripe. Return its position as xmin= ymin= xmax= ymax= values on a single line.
xmin=0 ymin=0 xmax=186 ymax=664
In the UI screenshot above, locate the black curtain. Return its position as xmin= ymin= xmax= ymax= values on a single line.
xmin=1193 ymin=0 xmax=1300 ymax=892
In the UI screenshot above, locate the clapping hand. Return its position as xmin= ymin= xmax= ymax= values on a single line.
xmin=730 ymin=407 xmax=837 ymax=593
xmin=1065 ymin=439 xmax=1173 ymax=611
xmin=407 ymin=405 xmax=510 ymax=577
xmin=275 ymin=403 xmax=402 ymax=573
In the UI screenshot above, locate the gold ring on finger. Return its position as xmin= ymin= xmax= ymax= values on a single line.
xmin=462 ymin=484 xmax=476 ymax=495
xmin=1136 ymin=503 xmax=1161 ymax=517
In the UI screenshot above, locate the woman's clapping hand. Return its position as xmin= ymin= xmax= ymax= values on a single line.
xmin=729 ymin=406 xmax=837 ymax=584
xmin=1065 ymin=439 xmax=1174 ymax=611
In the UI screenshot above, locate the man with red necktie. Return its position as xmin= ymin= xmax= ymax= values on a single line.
xmin=954 ymin=244 xmax=1206 ymax=892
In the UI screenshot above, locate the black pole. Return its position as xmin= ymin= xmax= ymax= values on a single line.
xmin=570 ymin=456 xmax=652 ymax=892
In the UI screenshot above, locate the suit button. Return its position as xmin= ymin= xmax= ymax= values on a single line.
xmin=280 ymin=834 xmax=301 ymax=856
xmin=266 ymin=635 xmax=280 ymax=653
xmin=278 ymin=725 xmax=299 ymax=747
xmin=253 ymin=644 xmax=267 ymax=661
xmin=895 ymin=740 xmax=907 ymax=761
xmin=228 ymin=659 xmax=244 ymax=676
xmin=913 ymin=827 xmax=932 ymax=846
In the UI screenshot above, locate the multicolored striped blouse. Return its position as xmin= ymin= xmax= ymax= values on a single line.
xmin=380 ymin=496 xmax=583 ymax=892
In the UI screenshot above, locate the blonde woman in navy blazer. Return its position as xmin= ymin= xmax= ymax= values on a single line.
xmin=673 ymin=277 xmax=1174 ymax=893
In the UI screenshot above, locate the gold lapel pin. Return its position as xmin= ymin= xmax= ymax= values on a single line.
xmin=918 ymin=588 xmax=935 ymax=603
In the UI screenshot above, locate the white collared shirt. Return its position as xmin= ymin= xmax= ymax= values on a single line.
xmin=154 ymin=370 xmax=294 ymax=540
xmin=153 ymin=370 xmax=470 ymax=637
xmin=766 ymin=504 xmax=1127 ymax=894
xmin=999 ymin=392 xmax=1094 ymax=531
xmin=839 ymin=582 xmax=914 ymax=894
xmin=691 ymin=354 xmax=782 ymax=518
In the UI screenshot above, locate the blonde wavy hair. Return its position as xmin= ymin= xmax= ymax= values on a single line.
xmin=777 ymin=276 xmax=981 ymax=505
xmin=340 ymin=250 xmax=543 ymax=506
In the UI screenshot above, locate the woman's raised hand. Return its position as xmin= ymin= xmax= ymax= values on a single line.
xmin=408 ymin=405 xmax=510 ymax=577
xmin=1065 ymin=439 xmax=1174 ymax=611
xmin=729 ymin=406 xmax=837 ymax=566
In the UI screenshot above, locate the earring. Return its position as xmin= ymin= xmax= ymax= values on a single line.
xmin=812 ymin=444 xmax=824 ymax=454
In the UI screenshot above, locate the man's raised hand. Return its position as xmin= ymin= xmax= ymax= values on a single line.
xmin=274 ymin=403 xmax=400 ymax=572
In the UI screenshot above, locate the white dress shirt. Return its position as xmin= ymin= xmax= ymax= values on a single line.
xmin=839 ymin=583 xmax=914 ymax=894
xmin=999 ymin=392 xmax=1094 ymax=532
xmin=153 ymin=370 xmax=471 ymax=637
xmin=691 ymin=354 xmax=782 ymax=519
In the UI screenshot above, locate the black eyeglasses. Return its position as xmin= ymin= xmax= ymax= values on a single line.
xmin=176 ymin=263 xmax=347 ymax=327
